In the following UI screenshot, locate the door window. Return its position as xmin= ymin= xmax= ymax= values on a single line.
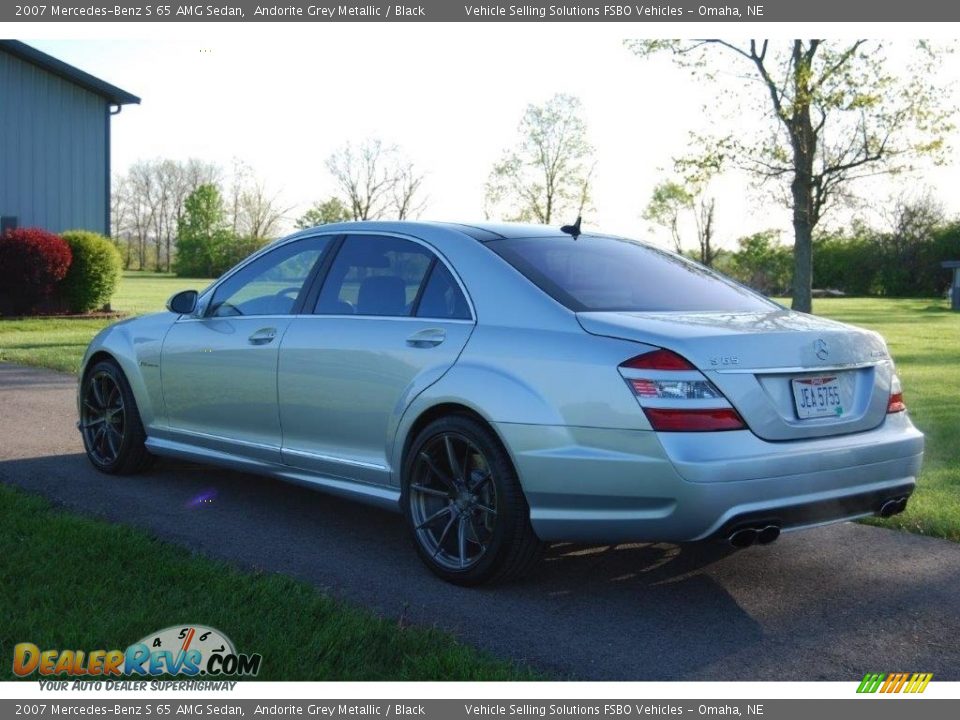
xmin=416 ymin=262 xmax=471 ymax=320
xmin=207 ymin=236 xmax=331 ymax=317
xmin=315 ymin=235 xmax=435 ymax=317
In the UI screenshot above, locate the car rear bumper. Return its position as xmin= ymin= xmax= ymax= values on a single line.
xmin=494 ymin=412 xmax=924 ymax=543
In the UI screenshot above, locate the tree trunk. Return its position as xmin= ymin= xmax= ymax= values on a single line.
xmin=788 ymin=41 xmax=817 ymax=314
xmin=699 ymin=197 xmax=715 ymax=266
xmin=791 ymin=204 xmax=813 ymax=313
xmin=790 ymin=140 xmax=815 ymax=312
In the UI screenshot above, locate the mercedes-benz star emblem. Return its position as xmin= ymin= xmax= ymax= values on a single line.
xmin=814 ymin=339 xmax=829 ymax=361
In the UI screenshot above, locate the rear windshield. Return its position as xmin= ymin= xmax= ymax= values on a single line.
xmin=488 ymin=235 xmax=778 ymax=313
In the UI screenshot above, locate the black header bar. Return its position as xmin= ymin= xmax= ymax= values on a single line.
xmin=2 ymin=1 xmax=957 ymax=23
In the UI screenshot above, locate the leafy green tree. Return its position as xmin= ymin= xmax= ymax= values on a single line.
xmin=174 ymin=184 xmax=233 ymax=277
xmin=644 ymin=181 xmax=692 ymax=254
xmin=879 ymin=193 xmax=945 ymax=296
xmin=295 ymin=197 xmax=352 ymax=229
xmin=628 ymin=40 xmax=954 ymax=312
xmin=812 ymin=228 xmax=880 ymax=296
xmin=485 ymin=94 xmax=595 ymax=224
xmin=644 ymin=179 xmax=719 ymax=266
xmin=220 ymin=236 xmax=270 ymax=272
xmin=729 ymin=230 xmax=794 ymax=296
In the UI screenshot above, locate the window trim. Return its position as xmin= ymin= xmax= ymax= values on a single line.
xmin=310 ymin=232 xmax=476 ymax=322
xmin=409 ymin=258 xmax=437 ymax=317
xmin=205 ymin=235 xmax=336 ymax=319
xmin=487 ymin=235 xmax=779 ymax=314
xmin=413 ymin=259 xmax=473 ymax=321
xmin=186 ymin=232 xmax=342 ymax=321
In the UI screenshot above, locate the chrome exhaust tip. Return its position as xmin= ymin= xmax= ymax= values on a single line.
xmin=729 ymin=528 xmax=758 ymax=548
xmin=879 ymin=498 xmax=907 ymax=518
xmin=757 ymin=525 xmax=781 ymax=545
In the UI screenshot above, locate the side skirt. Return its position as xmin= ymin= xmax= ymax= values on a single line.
xmin=144 ymin=437 xmax=402 ymax=513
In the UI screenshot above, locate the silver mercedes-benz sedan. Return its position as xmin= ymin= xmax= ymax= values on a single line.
xmin=78 ymin=221 xmax=924 ymax=584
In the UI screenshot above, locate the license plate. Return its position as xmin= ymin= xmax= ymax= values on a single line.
xmin=791 ymin=376 xmax=844 ymax=419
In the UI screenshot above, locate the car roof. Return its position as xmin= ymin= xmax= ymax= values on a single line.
xmin=432 ymin=222 xmax=574 ymax=241
xmin=283 ymin=220 xmax=575 ymax=243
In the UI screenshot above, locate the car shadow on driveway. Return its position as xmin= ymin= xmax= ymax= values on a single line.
xmin=2 ymin=452 xmax=959 ymax=681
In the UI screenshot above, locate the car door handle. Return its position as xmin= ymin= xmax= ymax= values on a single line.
xmin=248 ymin=327 xmax=278 ymax=345
xmin=406 ymin=328 xmax=446 ymax=348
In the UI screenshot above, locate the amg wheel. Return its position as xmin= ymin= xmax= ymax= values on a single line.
xmin=80 ymin=359 xmax=153 ymax=475
xmin=402 ymin=415 xmax=543 ymax=585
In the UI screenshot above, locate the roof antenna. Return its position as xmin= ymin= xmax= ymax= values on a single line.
xmin=560 ymin=215 xmax=582 ymax=239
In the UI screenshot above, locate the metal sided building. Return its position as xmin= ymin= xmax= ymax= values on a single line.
xmin=0 ymin=40 xmax=139 ymax=236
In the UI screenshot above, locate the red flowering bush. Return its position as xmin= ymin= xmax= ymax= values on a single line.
xmin=0 ymin=227 xmax=72 ymax=315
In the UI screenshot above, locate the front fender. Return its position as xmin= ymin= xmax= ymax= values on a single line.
xmin=79 ymin=312 xmax=174 ymax=431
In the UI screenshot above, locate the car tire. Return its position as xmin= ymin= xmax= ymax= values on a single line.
xmin=401 ymin=414 xmax=543 ymax=586
xmin=79 ymin=359 xmax=154 ymax=475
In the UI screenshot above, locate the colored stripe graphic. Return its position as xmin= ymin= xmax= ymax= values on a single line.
xmin=905 ymin=673 xmax=933 ymax=693
xmin=857 ymin=673 xmax=885 ymax=693
xmin=857 ymin=672 xmax=932 ymax=693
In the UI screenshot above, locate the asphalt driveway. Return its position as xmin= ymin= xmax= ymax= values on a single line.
xmin=1 ymin=362 xmax=958 ymax=680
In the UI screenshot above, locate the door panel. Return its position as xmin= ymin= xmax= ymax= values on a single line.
xmin=160 ymin=235 xmax=333 ymax=461
xmin=278 ymin=233 xmax=475 ymax=485
xmin=277 ymin=317 xmax=473 ymax=483
xmin=161 ymin=317 xmax=292 ymax=462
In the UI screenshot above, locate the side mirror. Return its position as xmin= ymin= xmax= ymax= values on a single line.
xmin=166 ymin=290 xmax=199 ymax=315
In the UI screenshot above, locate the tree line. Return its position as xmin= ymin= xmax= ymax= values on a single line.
xmin=696 ymin=193 xmax=960 ymax=299
xmin=111 ymin=158 xmax=288 ymax=273
xmin=110 ymin=39 xmax=956 ymax=301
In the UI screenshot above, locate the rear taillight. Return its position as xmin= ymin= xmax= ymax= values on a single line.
xmin=621 ymin=349 xmax=695 ymax=371
xmin=619 ymin=349 xmax=746 ymax=432
xmin=627 ymin=377 xmax=725 ymax=401
xmin=642 ymin=408 xmax=746 ymax=432
xmin=887 ymin=374 xmax=906 ymax=413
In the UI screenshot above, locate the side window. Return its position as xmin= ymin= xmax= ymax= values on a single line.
xmin=416 ymin=263 xmax=471 ymax=320
xmin=315 ymin=235 xmax=433 ymax=317
xmin=208 ymin=236 xmax=330 ymax=317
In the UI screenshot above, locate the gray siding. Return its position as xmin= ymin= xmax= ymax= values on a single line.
xmin=0 ymin=49 xmax=108 ymax=235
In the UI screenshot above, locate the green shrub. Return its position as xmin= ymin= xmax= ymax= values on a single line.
xmin=813 ymin=232 xmax=882 ymax=295
xmin=59 ymin=230 xmax=123 ymax=313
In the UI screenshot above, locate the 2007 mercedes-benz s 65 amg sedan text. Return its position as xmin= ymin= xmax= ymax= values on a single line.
xmin=79 ymin=221 xmax=924 ymax=584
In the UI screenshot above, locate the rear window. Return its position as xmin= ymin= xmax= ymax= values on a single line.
xmin=488 ymin=235 xmax=777 ymax=313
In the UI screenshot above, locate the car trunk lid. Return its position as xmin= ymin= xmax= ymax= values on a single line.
xmin=578 ymin=309 xmax=895 ymax=440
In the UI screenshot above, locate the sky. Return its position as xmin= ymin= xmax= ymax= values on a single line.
xmin=22 ymin=29 xmax=960 ymax=251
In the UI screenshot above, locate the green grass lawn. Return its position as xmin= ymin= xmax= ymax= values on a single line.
xmin=1 ymin=272 xmax=538 ymax=681
xmin=111 ymin=271 xmax=214 ymax=316
xmin=0 ymin=485 xmax=534 ymax=681
xmin=0 ymin=277 xmax=957 ymax=679
xmin=1 ymin=277 xmax=958 ymax=543
xmin=805 ymin=297 xmax=960 ymax=541
xmin=0 ymin=272 xmax=213 ymax=373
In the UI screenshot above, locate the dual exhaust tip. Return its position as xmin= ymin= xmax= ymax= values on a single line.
xmin=728 ymin=496 xmax=910 ymax=547
xmin=728 ymin=524 xmax=780 ymax=548
xmin=878 ymin=496 xmax=909 ymax=518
